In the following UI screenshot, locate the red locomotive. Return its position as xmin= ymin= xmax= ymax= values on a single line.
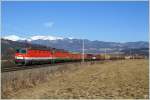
xmin=15 ymin=48 xmax=96 ymax=65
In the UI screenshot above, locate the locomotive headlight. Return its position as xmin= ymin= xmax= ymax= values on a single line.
xmin=15 ymin=56 xmax=24 ymax=59
xmin=92 ymin=57 xmax=96 ymax=59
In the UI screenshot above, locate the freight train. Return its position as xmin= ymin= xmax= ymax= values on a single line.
xmin=15 ymin=48 xmax=146 ymax=65
xmin=15 ymin=48 xmax=96 ymax=65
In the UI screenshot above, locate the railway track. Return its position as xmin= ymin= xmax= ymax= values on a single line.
xmin=2 ymin=60 xmax=104 ymax=73
xmin=1 ymin=62 xmax=79 ymax=73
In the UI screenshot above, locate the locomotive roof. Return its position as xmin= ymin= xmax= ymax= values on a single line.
xmin=16 ymin=47 xmax=68 ymax=52
xmin=26 ymin=47 xmax=69 ymax=52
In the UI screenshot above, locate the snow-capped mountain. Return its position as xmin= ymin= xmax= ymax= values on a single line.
xmin=3 ymin=35 xmax=65 ymax=41
xmin=1 ymin=38 xmax=149 ymax=60
xmin=3 ymin=35 xmax=27 ymax=41
xmin=30 ymin=35 xmax=64 ymax=41
xmin=2 ymin=35 xmax=149 ymax=54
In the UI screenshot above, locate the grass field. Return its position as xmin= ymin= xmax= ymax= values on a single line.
xmin=2 ymin=59 xmax=149 ymax=99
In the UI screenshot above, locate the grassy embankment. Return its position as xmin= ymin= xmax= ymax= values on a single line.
xmin=2 ymin=59 xmax=149 ymax=99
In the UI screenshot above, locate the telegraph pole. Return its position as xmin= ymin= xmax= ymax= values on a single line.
xmin=130 ymin=49 xmax=132 ymax=59
xmin=105 ymin=48 xmax=107 ymax=59
xmin=82 ymin=39 xmax=85 ymax=62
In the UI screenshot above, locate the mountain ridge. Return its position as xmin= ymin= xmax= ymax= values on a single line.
xmin=1 ymin=38 xmax=149 ymax=60
xmin=2 ymin=35 xmax=148 ymax=43
xmin=2 ymin=37 xmax=149 ymax=53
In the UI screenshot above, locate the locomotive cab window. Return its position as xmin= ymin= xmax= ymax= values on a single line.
xmin=16 ymin=49 xmax=20 ymax=53
xmin=21 ymin=50 xmax=26 ymax=54
xmin=15 ymin=49 xmax=27 ymax=54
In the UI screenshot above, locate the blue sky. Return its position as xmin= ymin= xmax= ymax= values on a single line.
xmin=1 ymin=1 xmax=149 ymax=42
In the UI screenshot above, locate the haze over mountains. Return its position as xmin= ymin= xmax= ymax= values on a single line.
xmin=2 ymin=35 xmax=149 ymax=55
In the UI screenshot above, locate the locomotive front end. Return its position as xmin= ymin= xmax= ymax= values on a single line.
xmin=15 ymin=49 xmax=27 ymax=65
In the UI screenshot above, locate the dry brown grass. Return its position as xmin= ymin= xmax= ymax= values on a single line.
xmin=1 ymin=62 xmax=92 ymax=98
xmin=2 ymin=59 xmax=149 ymax=99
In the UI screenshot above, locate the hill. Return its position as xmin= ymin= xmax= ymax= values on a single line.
xmin=1 ymin=39 xmax=65 ymax=60
xmin=1 ymin=38 xmax=149 ymax=60
xmin=30 ymin=39 xmax=149 ymax=54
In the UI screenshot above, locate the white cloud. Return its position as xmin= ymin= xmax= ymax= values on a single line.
xmin=44 ymin=22 xmax=54 ymax=28
xmin=3 ymin=35 xmax=26 ymax=41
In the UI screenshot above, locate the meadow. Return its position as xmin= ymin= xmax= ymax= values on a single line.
xmin=1 ymin=59 xmax=149 ymax=99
